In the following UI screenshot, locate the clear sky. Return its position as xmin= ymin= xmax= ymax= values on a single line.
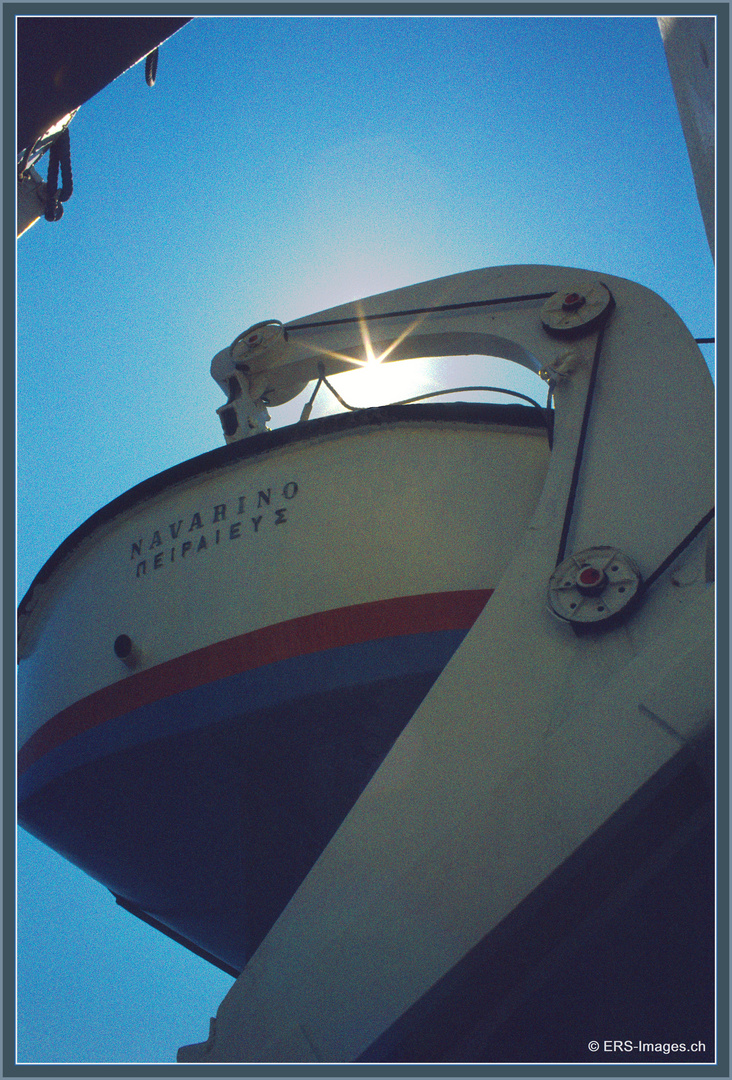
xmin=15 ymin=12 xmax=715 ymax=1066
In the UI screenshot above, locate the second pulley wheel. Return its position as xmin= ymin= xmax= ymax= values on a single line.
xmin=541 ymin=282 xmax=614 ymax=339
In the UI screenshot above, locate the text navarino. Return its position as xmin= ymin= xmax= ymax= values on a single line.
xmin=130 ymin=482 xmax=299 ymax=577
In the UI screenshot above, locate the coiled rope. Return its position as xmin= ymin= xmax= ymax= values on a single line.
xmin=44 ymin=128 xmax=73 ymax=222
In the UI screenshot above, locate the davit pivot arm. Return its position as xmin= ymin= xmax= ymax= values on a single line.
xmin=183 ymin=264 xmax=713 ymax=1062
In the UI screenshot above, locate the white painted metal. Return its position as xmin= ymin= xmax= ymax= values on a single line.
xmin=178 ymin=263 xmax=713 ymax=1062
xmin=215 ymin=265 xmax=569 ymax=423
xmin=658 ymin=16 xmax=715 ymax=257
xmin=17 ymin=166 xmax=46 ymax=237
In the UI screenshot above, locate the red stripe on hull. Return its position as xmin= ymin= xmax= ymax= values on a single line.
xmin=19 ymin=589 xmax=492 ymax=777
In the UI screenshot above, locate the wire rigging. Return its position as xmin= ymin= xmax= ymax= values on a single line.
xmin=299 ymin=364 xmax=554 ymax=444
xmin=292 ymin=293 xmax=711 ymax=612
xmin=554 ymin=318 xmax=610 ymax=567
xmin=640 ymin=507 xmax=715 ymax=595
xmin=287 ymin=291 xmax=555 ymax=333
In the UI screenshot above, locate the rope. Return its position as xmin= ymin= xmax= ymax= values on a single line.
xmin=554 ymin=296 xmax=613 ymax=566
xmin=287 ymin=291 xmax=555 ymax=333
xmin=301 ymin=366 xmax=553 ymax=439
xmin=145 ymin=47 xmax=159 ymax=87
xmin=639 ymin=508 xmax=715 ymax=595
xmin=550 ymin=283 xmax=711 ymax=596
xmin=390 ymin=385 xmax=548 ymax=417
xmin=545 ymin=382 xmax=555 ymax=448
xmin=44 ymin=128 xmax=73 ymax=222
xmin=318 ymin=365 xmax=358 ymax=412
xmin=298 ymin=374 xmax=324 ymax=422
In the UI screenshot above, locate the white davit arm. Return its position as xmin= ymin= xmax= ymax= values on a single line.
xmin=210 ymin=265 xmax=616 ymax=443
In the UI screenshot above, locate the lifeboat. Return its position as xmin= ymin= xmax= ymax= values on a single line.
xmin=18 ymin=397 xmax=549 ymax=973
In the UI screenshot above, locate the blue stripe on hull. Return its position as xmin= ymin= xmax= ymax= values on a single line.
xmin=19 ymin=628 xmax=467 ymax=805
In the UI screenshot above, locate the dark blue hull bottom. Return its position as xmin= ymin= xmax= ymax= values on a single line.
xmin=20 ymin=667 xmax=448 ymax=973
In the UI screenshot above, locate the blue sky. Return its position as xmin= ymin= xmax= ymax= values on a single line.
xmin=16 ymin=13 xmax=715 ymax=1065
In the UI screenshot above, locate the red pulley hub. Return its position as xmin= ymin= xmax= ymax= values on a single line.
xmin=576 ymin=565 xmax=607 ymax=595
xmin=562 ymin=292 xmax=586 ymax=312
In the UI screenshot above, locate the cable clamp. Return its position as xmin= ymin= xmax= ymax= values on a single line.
xmin=539 ymin=349 xmax=580 ymax=384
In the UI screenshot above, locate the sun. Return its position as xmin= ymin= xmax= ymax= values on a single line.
xmin=326 ymin=354 xmax=442 ymax=410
